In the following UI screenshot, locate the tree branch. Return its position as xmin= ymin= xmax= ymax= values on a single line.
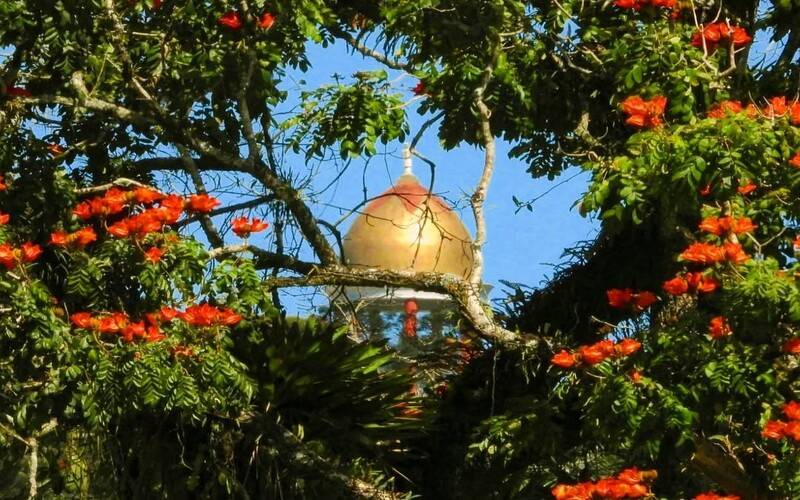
xmin=208 ymin=244 xmax=316 ymax=275
xmin=327 ymin=25 xmax=411 ymax=72
xmin=470 ymin=44 xmax=501 ymax=287
xmin=691 ymin=438 xmax=765 ymax=500
xmin=254 ymin=264 xmax=536 ymax=347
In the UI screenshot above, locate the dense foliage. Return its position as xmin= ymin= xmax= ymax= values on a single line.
xmin=1 ymin=0 xmax=800 ymax=499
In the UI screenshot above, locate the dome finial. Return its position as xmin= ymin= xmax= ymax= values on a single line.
xmin=402 ymin=143 xmax=413 ymax=176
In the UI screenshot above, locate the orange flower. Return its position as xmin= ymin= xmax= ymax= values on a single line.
xmin=70 ymin=312 xmax=96 ymax=329
xmin=699 ymin=183 xmax=713 ymax=196
xmin=785 ymin=421 xmax=800 ymax=441
xmin=579 ymin=344 xmax=607 ymax=365
xmin=707 ymin=100 xmax=743 ymax=118
xmin=217 ymin=308 xmax=243 ymax=326
xmin=762 ymin=420 xmax=787 ymax=439
xmin=0 ymin=211 xmax=9 ymax=225
xmin=179 ymin=304 xmax=242 ymax=327
xmin=695 ymin=493 xmax=742 ymax=500
xmin=607 ymin=288 xmax=633 ymax=308
xmin=737 ymin=182 xmax=757 ymax=195
xmin=550 ymin=350 xmax=576 ymax=369
xmin=629 ymin=370 xmax=643 ymax=383
xmin=699 ymin=216 xmax=724 ymax=235
xmin=663 ymin=275 xmax=689 ymax=295
xmin=616 ymin=338 xmax=642 ymax=356
xmin=231 ymin=216 xmax=270 ymax=238
xmin=412 ymin=81 xmax=427 ymax=95
xmin=47 ymin=143 xmax=65 ymax=155
xmin=632 ymin=291 xmax=657 ymax=310
xmin=132 ymin=187 xmax=165 ymax=205
xmin=0 ymin=244 xmax=14 ymax=269
xmin=20 ymin=243 xmax=42 ymax=263
xmin=782 ymin=338 xmax=800 ymax=354
xmin=258 ymin=12 xmax=276 ymax=29
xmin=613 ymin=0 xmax=675 ymax=10
xmin=0 ymin=174 xmax=6 ymax=191
xmin=781 ymin=401 xmax=800 ymax=421
xmin=121 ymin=321 xmax=146 ymax=343
xmin=700 ymin=216 xmax=757 ymax=236
xmin=692 ymin=23 xmax=751 ymax=52
xmin=728 ymin=217 xmax=757 ymax=234
xmin=790 ymin=152 xmax=800 ymax=169
xmin=107 ymin=220 xmax=131 ymax=238
xmin=144 ymin=247 xmax=164 ymax=263
xmin=145 ymin=325 xmax=165 ymax=342
xmin=218 ymin=11 xmax=243 ymax=30
xmin=614 ymin=0 xmax=642 ymax=8
xmin=723 ymin=242 xmax=749 ymax=264
xmin=764 ymin=96 xmax=789 ymax=117
xmin=708 ymin=316 xmax=732 ymax=339
xmin=621 ymin=95 xmax=667 ymax=128
xmin=98 ymin=312 xmax=129 ymax=333
xmin=790 ymin=101 xmax=800 ymax=125
xmin=680 ymin=242 xmax=725 ymax=264
xmin=50 ymin=227 xmax=97 ymax=248
xmin=186 ymin=194 xmax=220 ymax=213
xmin=691 ymin=273 xmax=719 ymax=293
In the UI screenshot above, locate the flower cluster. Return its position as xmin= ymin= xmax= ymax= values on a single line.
xmin=707 ymin=97 xmax=800 ymax=124
xmin=0 ymin=243 xmax=42 ymax=269
xmin=662 ymin=271 xmax=719 ymax=295
xmin=0 ymin=174 xmax=7 ymax=191
xmin=698 ymin=216 xmax=757 ymax=236
xmin=694 ymin=493 xmax=741 ymax=500
xmin=707 ymin=100 xmax=757 ymax=119
xmin=708 ymin=316 xmax=732 ymax=339
xmin=621 ymin=95 xmax=667 ymax=128
xmin=737 ymin=181 xmax=757 ymax=195
xmin=691 ymin=23 xmax=752 ymax=52
xmin=73 ymin=187 xmax=164 ymax=220
xmin=606 ymin=288 xmax=658 ymax=311
xmin=176 ymin=304 xmax=242 ymax=327
xmin=70 ymin=311 xmax=164 ymax=343
xmin=73 ymin=188 xmax=220 ymax=240
xmin=551 ymin=467 xmax=655 ymax=499
xmin=0 ymin=211 xmax=9 ymax=225
xmin=614 ymin=0 xmax=674 ymax=9
xmin=679 ymin=242 xmax=749 ymax=265
xmin=50 ymin=227 xmax=97 ymax=249
xmin=218 ymin=11 xmax=276 ymax=30
xmin=231 ymin=217 xmax=269 ymax=238
xmin=551 ymin=338 xmax=642 ymax=369
xmin=762 ymin=401 xmax=800 ymax=443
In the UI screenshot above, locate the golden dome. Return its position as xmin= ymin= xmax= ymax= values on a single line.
xmin=343 ymin=161 xmax=474 ymax=279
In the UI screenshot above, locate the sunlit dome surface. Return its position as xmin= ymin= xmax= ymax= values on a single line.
xmin=342 ymin=153 xmax=474 ymax=279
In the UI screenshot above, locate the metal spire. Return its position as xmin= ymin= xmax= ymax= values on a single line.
xmin=402 ymin=143 xmax=413 ymax=176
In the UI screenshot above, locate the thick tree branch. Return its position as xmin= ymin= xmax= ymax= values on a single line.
xmin=31 ymin=73 xmax=340 ymax=266
xmin=691 ymin=438 xmax=765 ymax=500
xmin=208 ymin=244 xmax=316 ymax=275
xmin=470 ymin=45 xmax=501 ymax=287
xmin=254 ymin=264 xmax=535 ymax=347
xmin=177 ymin=145 xmax=225 ymax=248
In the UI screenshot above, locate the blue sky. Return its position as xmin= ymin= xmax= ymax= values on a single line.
xmin=274 ymin=40 xmax=599 ymax=314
